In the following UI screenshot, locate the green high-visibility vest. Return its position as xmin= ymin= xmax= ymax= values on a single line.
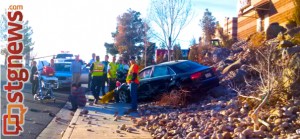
xmin=108 ymin=62 xmax=119 ymax=79
xmin=92 ymin=61 xmax=104 ymax=77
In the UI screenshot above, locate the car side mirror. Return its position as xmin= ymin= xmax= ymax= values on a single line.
xmin=171 ymin=75 xmax=176 ymax=81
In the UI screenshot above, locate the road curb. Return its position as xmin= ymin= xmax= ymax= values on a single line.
xmin=36 ymin=102 xmax=74 ymax=139
xmin=61 ymin=107 xmax=82 ymax=139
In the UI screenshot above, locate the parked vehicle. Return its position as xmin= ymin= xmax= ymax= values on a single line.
xmin=116 ymin=60 xmax=220 ymax=103
xmin=54 ymin=62 xmax=72 ymax=88
xmin=34 ymin=67 xmax=58 ymax=103
xmin=54 ymin=58 xmax=85 ymax=65
xmin=79 ymin=65 xmax=89 ymax=84
xmin=56 ymin=53 xmax=73 ymax=59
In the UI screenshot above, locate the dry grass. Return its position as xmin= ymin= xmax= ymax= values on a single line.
xmin=249 ymin=32 xmax=266 ymax=49
xmin=291 ymin=32 xmax=300 ymax=45
xmin=156 ymin=89 xmax=191 ymax=107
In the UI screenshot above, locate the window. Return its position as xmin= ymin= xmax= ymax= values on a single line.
xmin=152 ymin=66 xmax=169 ymax=77
xmin=139 ymin=68 xmax=152 ymax=79
xmin=170 ymin=61 xmax=201 ymax=73
xmin=65 ymin=59 xmax=84 ymax=65
xmin=55 ymin=63 xmax=71 ymax=72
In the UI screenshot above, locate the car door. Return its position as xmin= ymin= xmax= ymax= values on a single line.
xmin=80 ymin=65 xmax=90 ymax=84
xmin=147 ymin=66 xmax=172 ymax=95
xmin=137 ymin=67 xmax=153 ymax=99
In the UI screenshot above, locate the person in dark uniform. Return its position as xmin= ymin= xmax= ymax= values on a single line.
xmin=90 ymin=56 xmax=104 ymax=104
xmin=30 ymin=61 xmax=39 ymax=96
xmin=87 ymin=53 xmax=96 ymax=90
xmin=101 ymin=55 xmax=109 ymax=96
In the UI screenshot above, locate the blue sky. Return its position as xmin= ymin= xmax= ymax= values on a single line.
xmin=0 ymin=0 xmax=238 ymax=63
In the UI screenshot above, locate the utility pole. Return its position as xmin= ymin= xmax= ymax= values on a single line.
xmin=226 ymin=17 xmax=229 ymax=35
xmin=168 ymin=36 xmax=171 ymax=61
xmin=144 ymin=22 xmax=148 ymax=67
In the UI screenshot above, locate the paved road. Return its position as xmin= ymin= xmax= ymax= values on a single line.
xmin=1 ymin=66 xmax=70 ymax=139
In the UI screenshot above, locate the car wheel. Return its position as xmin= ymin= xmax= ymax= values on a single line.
xmin=169 ymin=86 xmax=180 ymax=94
xmin=118 ymin=90 xmax=130 ymax=103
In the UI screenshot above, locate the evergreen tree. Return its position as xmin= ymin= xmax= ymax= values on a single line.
xmin=200 ymin=9 xmax=216 ymax=44
xmin=173 ymin=44 xmax=183 ymax=60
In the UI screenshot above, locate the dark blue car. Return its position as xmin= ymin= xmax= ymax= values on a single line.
xmin=118 ymin=60 xmax=220 ymax=102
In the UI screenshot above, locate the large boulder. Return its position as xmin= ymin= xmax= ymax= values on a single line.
xmin=283 ymin=53 xmax=300 ymax=94
xmin=208 ymin=86 xmax=230 ymax=98
xmin=278 ymin=40 xmax=295 ymax=48
xmin=222 ymin=59 xmax=243 ymax=75
xmin=282 ymin=45 xmax=300 ymax=56
xmin=217 ymin=59 xmax=234 ymax=71
xmin=212 ymin=48 xmax=231 ymax=63
xmin=286 ymin=27 xmax=300 ymax=37
xmin=227 ymin=69 xmax=247 ymax=83
xmin=266 ymin=23 xmax=287 ymax=40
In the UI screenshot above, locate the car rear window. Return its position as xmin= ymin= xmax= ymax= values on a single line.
xmin=169 ymin=61 xmax=202 ymax=73
xmin=55 ymin=63 xmax=71 ymax=72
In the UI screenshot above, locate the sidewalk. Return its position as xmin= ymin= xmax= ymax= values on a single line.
xmin=61 ymin=95 xmax=152 ymax=139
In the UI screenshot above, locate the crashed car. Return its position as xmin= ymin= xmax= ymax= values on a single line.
xmin=54 ymin=62 xmax=72 ymax=88
xmin=117 ymin=60 xmax=220 ymax=103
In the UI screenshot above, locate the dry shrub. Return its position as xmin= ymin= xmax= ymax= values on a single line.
xmin=293 ymin=0 xmax=300 ymax=26
xmin=198 ymin=45 xmax=215 ymax=65
xmin=285 ymin=19 xmax=297 ymax=30
xmin=157 ymin=89 xmax=190 ymax=107
xmin=290 ymin=32 xmax=300 ymax=45
xmin=248 ymin=32 xmax=266 ymax=49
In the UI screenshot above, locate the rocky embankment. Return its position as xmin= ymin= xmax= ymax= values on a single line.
xmin=133 ymin=90 xmax=300 ymax=139
xmin=131 ymin=26 xmax=300 ymax=139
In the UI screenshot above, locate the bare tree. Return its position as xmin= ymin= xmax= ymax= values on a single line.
xmin=148 ymin=0 xmax=193 ymax=61
xmin=229 ymin=43 xmax=295 ymax=131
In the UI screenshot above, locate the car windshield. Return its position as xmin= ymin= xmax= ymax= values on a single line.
xmin=54 ymin=63 xmax=71 ymax=72
xmin=56 ymin=54 xmax=73 ymax=59
xmin=169 ymin=61 xmax=202 ymax=73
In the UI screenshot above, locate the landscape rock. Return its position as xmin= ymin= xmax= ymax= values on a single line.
xmin=266 ymin=22 xmax=286 ymax=40
xmin=227 ymin=69 xmax=247 ymax=83
xmin=279 ymin=40 xmax=295 ymax=48
xmin=207 ymin=86 xmax=229 ymax=98
xmin=222 ymin=59 xmax=243 ymax=75
xmin=286 ymin=26 xmax=300 ymax=37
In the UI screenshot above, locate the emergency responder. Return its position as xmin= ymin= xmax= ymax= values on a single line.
xmin=87 ymin=53 xmax=96 ymax=90
xmin=90 ymin=56 xmax=104 ymax=104
xmin=107 ymin=56 xmax=119 ymax=91
xmin=126 ymin=56 xmax=139 ymax=112
xmin=101 ymin=55 xmax=109 ymax=96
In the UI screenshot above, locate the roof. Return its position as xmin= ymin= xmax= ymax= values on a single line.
xmin=254 ymin=0 xmax=270 ymax=8
xmin=157 ymin=60 xmax=188 ymax=66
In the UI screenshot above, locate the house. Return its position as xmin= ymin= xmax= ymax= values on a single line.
xmin=238 ymin=0 xmax=296 ymax=39
xmin=155 ymin=49 xmax=173 ymax=62
xmin=155 ymin=48 xmax=191 ymax=62
xmin=224 ymin=17 xmax=238 ymax=41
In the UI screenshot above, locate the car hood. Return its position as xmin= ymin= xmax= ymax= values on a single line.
xmin=55 ymin=71 xmax=72 ymax=77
